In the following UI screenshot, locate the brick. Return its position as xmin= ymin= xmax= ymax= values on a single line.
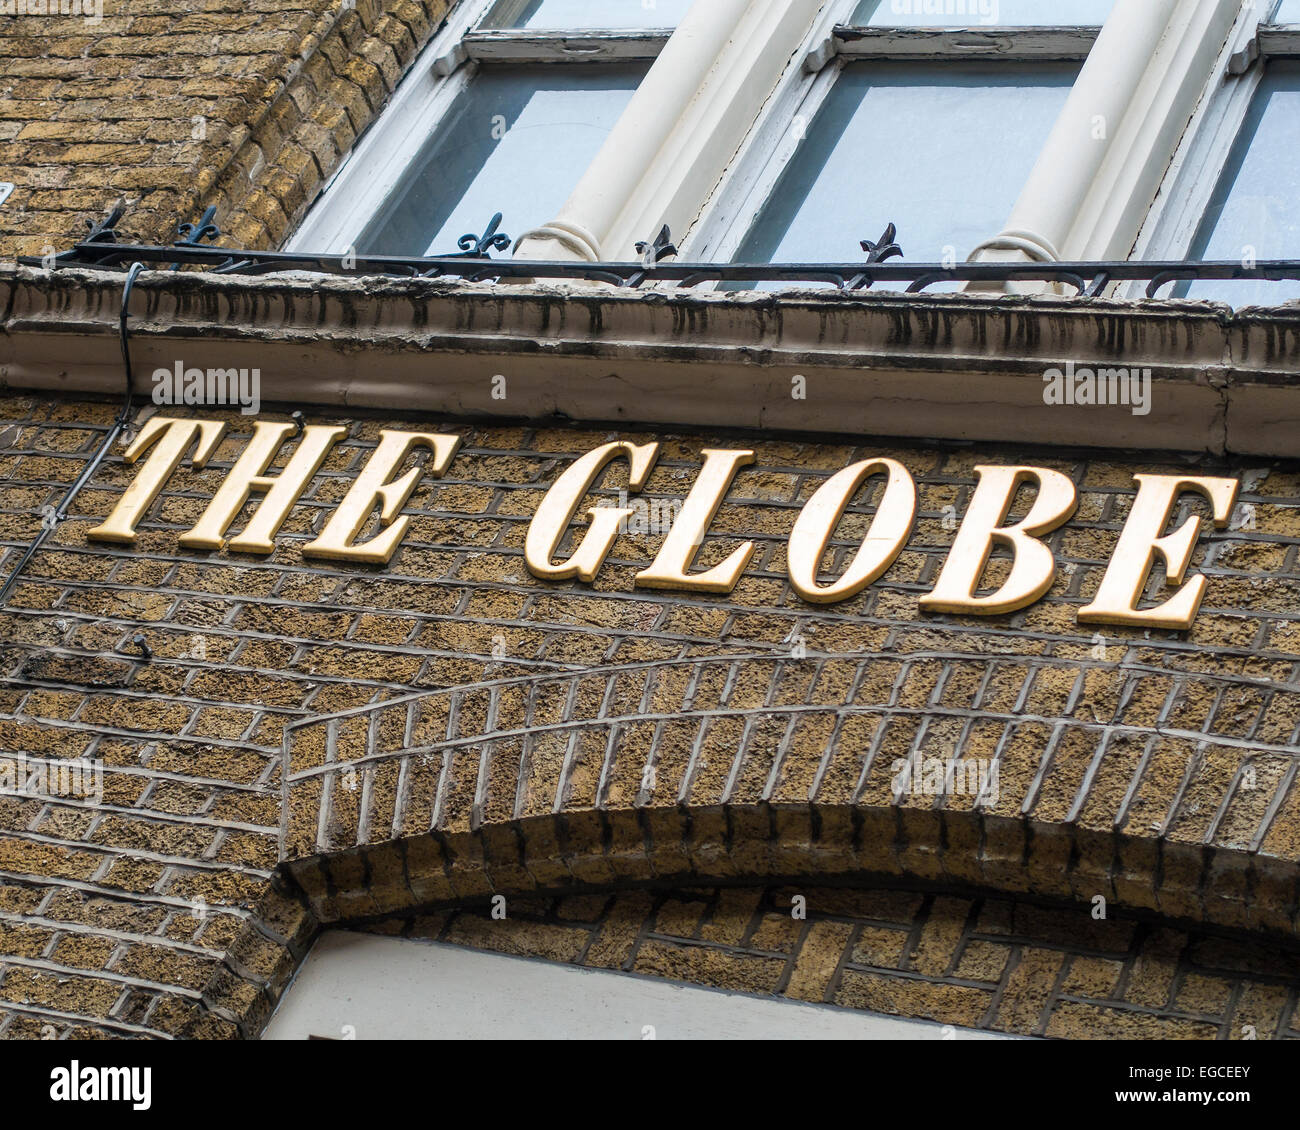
xmin=785 ymin=921 xmax=853 ymax=1003
xmin=836 ymin=969 xmax=992 ymax=1029
xmin=993 ymin=947 xmax=1065 ymax=1035
xmin=633 ymin=937 xmax=785 ymax=996
xmin=18 ymin=653 xmax=133 ymax=688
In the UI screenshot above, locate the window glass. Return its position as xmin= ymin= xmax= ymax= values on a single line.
xmin=1185 ymin=64 xmax=1300 ymax=306
xmin=732 ymin=63 xmax=1076 ymax=277
xmin=355 ymin=65 xmax=643 ymax=258
xmin=484 ymin=0 xmax=694 ymax=29
xmin=852 ymin=0 xmax=1115 ymax=25
xmin=1272 ymin=0 xmax=1300 ymax=22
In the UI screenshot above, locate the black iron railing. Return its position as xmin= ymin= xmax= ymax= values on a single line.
xmin=18 ymin=206 xmax=1300 ymax=300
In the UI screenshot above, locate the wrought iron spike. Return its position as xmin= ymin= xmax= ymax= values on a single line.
xmin=84 ymin=198 xmax=128 ymax=245
xmin=451 ymin=213 xmax=511 ymax=259
xmin=175 ymin=205 xmax=220 ymax=248
xmin=861 ymin=222 xmax=902 ymax=264
xmin=635 ymin=224 xmax=677 ymax=269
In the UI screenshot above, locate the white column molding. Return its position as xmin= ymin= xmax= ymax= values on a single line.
xmin=972 ymin=0 xmax=1243 ymax=284
xmin=1064 ymin=0 xmax=1244 ymax=260
xmin=514 ymin=0 xmax=825 ymax=263
xmin=1127 ymin=1 xmax=1267 ymax=266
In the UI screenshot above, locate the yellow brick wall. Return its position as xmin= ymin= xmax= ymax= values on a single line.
xmin=8 ymin=0 xmax=1291 ymax=1045
xmin=0 ymin=0 xmax=455 ymax=257
xmin=1 ymin=394 xmax=1299 ymax=1037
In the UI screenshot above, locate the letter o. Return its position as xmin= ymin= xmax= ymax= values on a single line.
xmin=788 ymin=458 xmax=916 ymax=603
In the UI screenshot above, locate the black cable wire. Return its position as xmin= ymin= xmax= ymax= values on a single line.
xmin=0 ymin=262 xmax=145 ymax=606
xmin=115 ymin=260 xmax=143 ymax=425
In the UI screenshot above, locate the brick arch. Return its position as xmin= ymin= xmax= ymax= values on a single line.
xmin=275 ymin=655 xmax=1300 ymax=941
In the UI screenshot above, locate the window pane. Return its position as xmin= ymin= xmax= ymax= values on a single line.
xmin=1271 ymin=0 xmax=1300 ymax=21
xmin=852 ymin=0 xmax=1115 ymax=25
xmin=356 ymin=65 xmax=643 ymax=258
xmin=1185 ymin=64 xmax=1300 ymax=306
xmin=484 ymin=0 xmax=694 ymax=29
xmin=732 ymin=63 xmax=1075 ymax=277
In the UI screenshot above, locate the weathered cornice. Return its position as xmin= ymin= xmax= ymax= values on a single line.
xmin=3 ymin=265 xmax=1300 ymax=457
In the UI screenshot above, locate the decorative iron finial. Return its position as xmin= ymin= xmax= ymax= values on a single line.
xmin=176 ymin=205 xmax=220 ymax=248
xmin=861 ymin=222 xmax=902 ymax=264
xmin=635 ymin=224 xmax=677 ymax=269
xmin=451 ymin=213 xmax=511 ymax=258
xmin=84 ymin=199 xmax=128 ymax=245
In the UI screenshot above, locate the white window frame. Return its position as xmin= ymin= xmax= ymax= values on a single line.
xmin=679 ymin=0 xmax=1104 ymax=264
xmin=285 ymin=0 xmax=673 ymax=256
xmin=1131 ymin=1 xmax=1300 ymax=278
xmin=286 ymin=0 xmax=1285 ymax=301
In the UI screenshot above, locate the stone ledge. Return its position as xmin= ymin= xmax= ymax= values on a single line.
xmin=5 ymin=266 xmax=1300 ymax=456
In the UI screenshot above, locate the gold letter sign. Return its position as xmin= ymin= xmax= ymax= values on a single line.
xmin=88 ymin=417 xmax=227 ymax=544
xmin=788 ymin=458 xmax=916 ymax=603
xmin=636 ymin=448 xmax=756 ymax=594
xmin=302 ymin=430 xmax=461 ymax=564
xmin=180 ymin=421 xmax=346 ymax=553
xmin=920 ymin=465 xmax=1077 ymax=616
xmin=87 ymin=421 xmax=1243 ymax=631
xmin=526 ymin=441 xmax=661 ymax=582
xmin=1078 ymin=474 xmax=1239 ymax=630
